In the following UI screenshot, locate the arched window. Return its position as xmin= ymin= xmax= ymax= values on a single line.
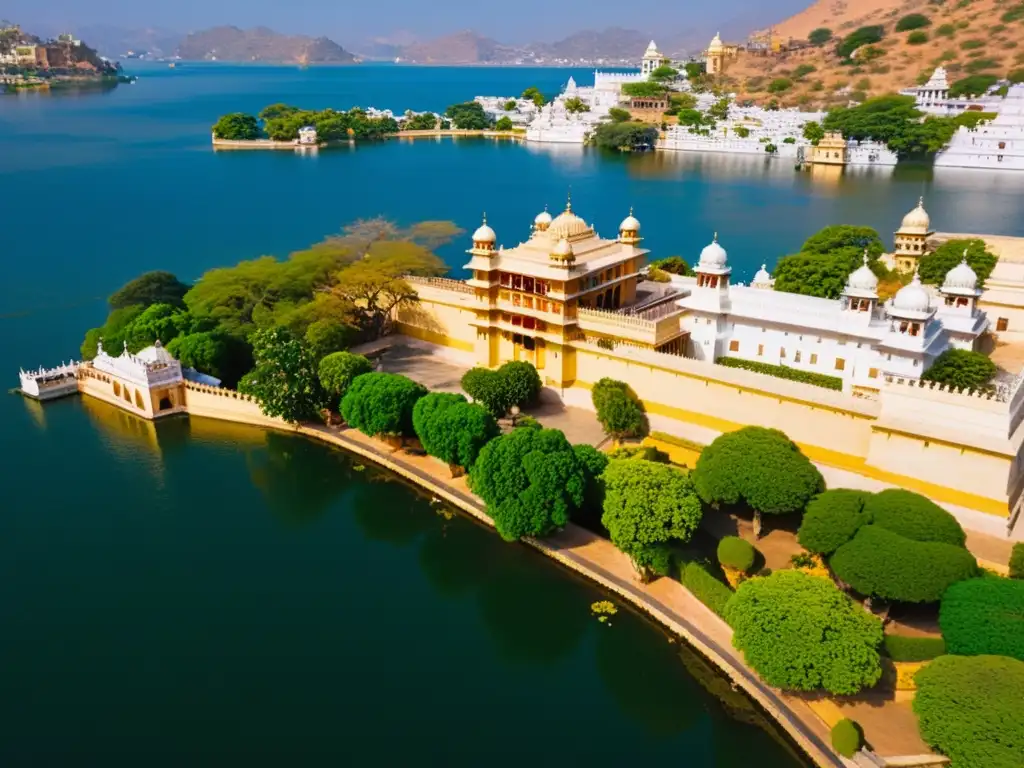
xmin=113 ymin=381 xmax=121 ymax=397
xmin=135 ymin=390 xmax=145 ymax=409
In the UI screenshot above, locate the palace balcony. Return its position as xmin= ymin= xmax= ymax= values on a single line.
xmin=576 ymin=302 xmax=687 ymax=348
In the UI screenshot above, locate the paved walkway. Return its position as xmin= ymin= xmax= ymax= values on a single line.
xmin=298 ymin=423 xmax=941 ymax=766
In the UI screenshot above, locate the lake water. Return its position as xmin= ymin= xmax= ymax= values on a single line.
xmin=0 ymin=62 xmax=1019 ymax=765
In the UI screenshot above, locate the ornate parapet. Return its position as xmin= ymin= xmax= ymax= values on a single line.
xmin=18 ymin=361 xmax=79 ymax=400
xmin=577 ymin=305 xmax=687 ymax=348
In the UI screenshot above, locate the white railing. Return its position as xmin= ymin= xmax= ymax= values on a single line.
xmin=405 ymin=275 xmax=473 ymax=294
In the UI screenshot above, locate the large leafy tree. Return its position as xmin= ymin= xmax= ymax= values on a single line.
xmin=592 ymin=378 xmax=647 ymax=440
xmin=922 ymin=349 xmax=996 ymax=391
xmin=918 ymin=238 xmax=997 ymax=287
xmin=940 ymin=577 xmax=1024 ymax=661
xmin=123 ymin=303 xmax=193 ymax=352
xmin=693 ymin=427 xmax=824 ymax=533
xmin=414 ymin=393 xmax=499 ymax=471
xmin=865 ymin=488 xmax=967 ymax=546
xmin=773 ymin=225 xmax=886 ymax=299
xmin=340 ymin=372 xmax=427 ymax=439
xmin=461 ymin=362 xmax=542 ymax=418
xmin=444 ymin=101 xmax=493 ymax=130
xmin=725 ymin=570 xmax=884 ymax=695
xmin=81 ymin=305 xmax=145 ymax=360
xmin=318 ymin=351 xmax=373 ymax=403
xmin=601 ymin=459 xmax=703 ymax=578
xmin=109 ymin=271 xmax=189 ymax=310
xmin=830 ymin=525 xmax=978 ymax=603
xmin=468 ymin=428 xmax=586 ymax=542
xmin=591 ymin=122 xmax=659 ymax=152
xmin=167 ymin=331 xmax=252 ymax=387
xmin=238 ymin=327 xmax=327 ymax=424
xmin=797 ymin=489 xmax=873 ymax=555
xmin=212 ymin=112 xmax=261 ymax=140
xmin=622 ymin=81 xmax=666 ymax=99
xmin=914 ymin=655 xmax=1024 ymax=768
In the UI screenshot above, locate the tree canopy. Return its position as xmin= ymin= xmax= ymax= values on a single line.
xmin=693 ymin=427 xmax=824 ymax=516
xmin=109 ymin=271 xmax=190 ymax=310
xmin=591 ymin=122 xmax=659 ymax=152
xmin=461 ymin=361 xmax=542 ymax=418
xmin=772 ymin=225 xmax=885 ymax=299
xmin=649 ymin=65 xmax=679 ymax=83
xmin=167 ymin=331 xmax=252 ymax=387
xmin=797 ymin=490 xmax=873 ymax=555
xmin=413 ymin=393 xmax=499 ymax=470
xmin=823 ymin=95 xmax=966 ymax=156
xmin=940 ymin=577 xmax=1024 ymax=661
xmin=238 ymin=327 xmax=327 ymax=423
xmin=212 ymin=113 xmax=261 ymax=140
xmin=808 ymin=28 xmax=833 ymax=45
xmin=836 ymin=26 xmax=885 ymax=60
xmin=601 ymin=459 xmax=703 ymax=575
xmin=649 ymin=256 xmax=692 ymax=276
xmin=340 ymin=372 xmax=427 ymax=438
xmin=445 ymin=101 xmax=493 ymax=130
xmin=922 ymin=349 xmax=997 ymax=392
xmin=864 ymin=488 xmax=967 ymax=547
xmin=318 ymin=351 xmax=373 ymax=403
xmin=521 ymin=86 xmax=546 ymax=107
xmin=621 ymin=81 xmax=667 ymax=99
xmin=725 ymin=570 xmax=884 ymax=695
xmin=918 ymin=238 xmax=997 ymax=288
xmin=914 ymin=655 xmax=1024 ymax=768
xmin=591 ymin=378 xmax=647 ymax=440
xmin=468 ymin=427 xmax=586 ymax=542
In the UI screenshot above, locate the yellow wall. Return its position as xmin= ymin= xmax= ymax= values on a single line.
xmin=395 ymin=299 xmax=477 ymax=354
xmin=184 ymin=385 xmax=290 ymax=429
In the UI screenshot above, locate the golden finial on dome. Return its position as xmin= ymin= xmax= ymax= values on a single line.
xmin=565 ymin=188 xmax=572 ymax=212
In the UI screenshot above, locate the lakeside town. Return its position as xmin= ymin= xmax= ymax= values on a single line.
xmin=0 ymin=23 xmax=131 ymax=91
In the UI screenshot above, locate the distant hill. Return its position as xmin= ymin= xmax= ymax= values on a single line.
xmin=176 ymin=26 xmax=357 ymax=64
xmin=70 ymin=25 xmax=182 ymax=58
xmin=720 ymin=0 xmax=1022 ymax=106
xmin=530 ymin=28 xmax=657 ymax=62
xmin=398 ymin=30 xmax=514 ymax=64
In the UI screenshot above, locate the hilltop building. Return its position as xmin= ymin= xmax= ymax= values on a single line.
xmin=641 ymin=40 xmax=667 ymax=77
xmin=703 ymin=32 xmax=740 ymax=75
xmin=935 ymin=84 xmax=1024 ymax=170
xmin=901 ymin=67 xmax=1005 ymax=116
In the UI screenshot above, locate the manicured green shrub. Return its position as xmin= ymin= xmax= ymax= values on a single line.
xmin=907 ymin=31 xmax=929 ymax=45
xmin=573 ymin=443 xmax=609 ymax=531
xmin=498 ymin=360 xmax=542 ymax=408
xmin=808 ymin=27 xmax=833 ymax=45
xmin=602 ymin=459 xmax=703 ymax=575
xmin=935 ymin=23 xmax=955 ymax=38
xmin=837 ymin=26 xmax=885 ymax=60
xmin=914 ymin=655 xmax=1024 ymax=768
xmin=896 ymin=13 xmax=931 ymax=31
xmin=591 ymin=378 xmax=647 ymax=439
xmin=1010 ymin=542 xmax=1024 ymax=579
xmin=767 ymin=77 xmax=793 ymax=93
xmin=798 ymin=489 xmax=873 ymax=554
xmin=831 ymin=719 xmax=863 ymax=758
xmin=716 ymin=357 xmax=843 ymax=390
xmin=319 ymin=351 xmax=373 ymax=403
xmin=830 ymin=525 xmax=979 ymax=603
xmin=412 ymin=392 xmax=466 ymax=450
xmin=717 ymin=536 xmax=756 ymax=573
xmin=919 ymin=238 xmax=997 ymax=289
xmin=693 ymin=427 xmax=825 ymax=518
xmin=469 ymin=427 xmax=585 ymax=542
xmin=340 ymin=372 xmax=427 ymax=438
xmin=959 ymin=38 xmax=984 ymax=50
xmin=725 ymin=571 xmax=883 ymax=695
xmin=680 ymin=561 xmax=734 ymax=618
xmin=921 ymin=349 xmax=997 ymax=393
xmin=413 ymin=393 xmax=499 ymax=471
xmin=883 ymin=634 xmax=946 ymax=662
xmin=461 ymin=361 xmax=542 ymax=417
xmin=864 ymin=489 xmax=966 ymax=546
xmin=940 ymin=577 xmax=1024 ymax=661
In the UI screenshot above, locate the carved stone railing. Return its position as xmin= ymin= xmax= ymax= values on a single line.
xmin=405 ymin=275 xmax=473 ymax=294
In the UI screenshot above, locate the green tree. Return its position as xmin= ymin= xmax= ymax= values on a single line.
xmin=572 ymin=443 xmax=609 ymax=532
xmin=725 ymin=570 xmax=884 ymax=695
xmin=1011 ymin=542 xmax=1024 ymax=579
xmin=831 ymin=720 xmax=863 ymax=759
xmin=693 ymin=427 xmax=824 ymax=533
xmin=468 ymin=427 xmax=586 ymax=542
xmin=708 ymin=96 xmax=731 ymax=120
xmin=499 ymin=361 xmax=542 ymax=408
xmin=601 ymin=459 xmax=703 ymax=578
xmin=303 ymin=317 xmax=353 ymax=362
xmin=836 ymin=26 xmax=885 ymax=60
xmin=591 ymin=378 xmax=647 ymax=440
xmin=503 ymin=99 xmax=517 ymax=111
xmin=948 ymin=74 xmax=999 ymax=97
xmin=621 ymin=81 xmax=667 ymax=99
xmin=238 ymin=326 xmax=327 ymax=424
xmin=403 ymin=112 xmax=438 ymax=131
xmin=412 ymin=392 xmax=499 ymax=470
xmin=773 ymin=225 xmax=885 ymax=299
xmin=591 ymin=122 xmax=659 ymax=152
xmin=607 ymin=107 xmax=631 ymax=122
xmin=767 ymin=78 xmax=792 ymax=94
xmin=865 ymin=488 xmax=967 ymax=547
xmin=649 ymin=256 xmax=692 ymax=275
xmin=717 ymin=536 xmax=756 ymax=572
xmin=81 ymin=304 xmax=145 ymax=360
xmin=896 ymin=13 xmax=932 ymax=31
xmin=521 ymin=86 xmax=546 ymax=107
xmin=733 ymin=125 xmax=750 ymax=138
xmin=808 ymin=27 xmax=833 ymax=45
xmin=212 ymin=112 xmax=261 ymax=140
xmin=684 ymin=62 xmax=704 ymax=80
xmin=461 ymin=367 xmax=510 ymax=418
xmin=445 ymin=101 xmax=493 ymax=130
xmin=921 ymin=349 xmax=997 ymax=392
xmin=830 ymin=525 xmax=978 ymax=603
xmin=940 ymin=577 xmax=1024 ymax=661
xmin=317 ymin=351 xmax=372 ymax=403
xmin=802 ymin=120 xmax=825 ymax=144
xmin=564 ymin=96 xmax=590 ymax=114
xmin=918 ymin=238 xmax=997 ymax=287
xmin=670 ymin=92 xmax=698 ymax=110
xmin=798 ymin=489 xmax=873 ymax=555
xmin=914 ymin=655 xmax=1024 ymax=768
xmin=167 ymin=331 xmax=252 ymax=387
xmin=649 ymin=64 xmax=679 ymax=82
xmin=495 ymin=115 xmax=514 ymax=131
xmin=123 ymin=303 xmax=192 ymax=351
xmin=907 ymin=31 xmax=929 ymax=45
xmin=109 ymin=271 xmax=189 ymax=309
xmin=340 ymin=372 xmax=427 ymax=438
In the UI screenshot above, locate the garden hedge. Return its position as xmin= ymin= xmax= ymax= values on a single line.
xmin=797 ymin=489 xmax=872 ymax=554
xmin=864 ymin=489 xmax=966 ymax=547
xmin=883 ymin=634 xmax=946 ymax=662
xmin=591 ymin=378 xmax=647 ymax=439
xmin=340 ymin=372 xmax=427 ymax=438
xmin=680 ymin=561 xmax=734 ymax=619
xmin=1010 ymin=542 xmax=1024 ymax=579
xmin=830 ymin=525 xmax=978 ymax=603
xmin=940 ymin=577 xmax=1024 ymax=661
xmin=830 ymin=719 xmax=862 ymax=758
xmin=716 ymin=357 xmax=843 ymax=390
xmin=914 ymin=654 xmax=1024 ymax=768
xmin=717 ymin=536 xmax=756 ymax=573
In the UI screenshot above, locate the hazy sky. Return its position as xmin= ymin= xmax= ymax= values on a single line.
xmin=9 ymin=0 xmax=810 ymax=44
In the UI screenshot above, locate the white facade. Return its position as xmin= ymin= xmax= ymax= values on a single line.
xmin=19 ymin=362 xmax=79 ymax=400
xmin=641 ymin=40 xmax=667 ymax=76
xmin=92 ymin=341 xmax=184 ymax=390
xmin=526 ymin=76 xmax=613 ymax=144
xmin=475 ymin=96 xmax=538 ymax=126
xmin=901 ymin=67 xmax=1005 ymax=116
xmin=935 ymin=85 xmax=1024 ymax=171
xmin=673 ymin=238 xmax=989 ymax=390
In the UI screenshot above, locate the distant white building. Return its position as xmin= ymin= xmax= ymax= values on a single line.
xmin=935 ymin=84 xmax=1024 ymax=170
xmin=298 ymin=126 xmax=318 ymax=145
xmin=641 ymin=40 xmax=667 ymax=77
xmin=901 ymin=66 xmax=1005 ymax=116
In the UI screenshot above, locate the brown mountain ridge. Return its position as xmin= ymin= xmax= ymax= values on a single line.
xmin=176 ymin=26 xmax=356 ymax=64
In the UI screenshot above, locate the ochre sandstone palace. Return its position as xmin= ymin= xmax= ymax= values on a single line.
xmin=395 ymin=199 xmax=1024 ymax=538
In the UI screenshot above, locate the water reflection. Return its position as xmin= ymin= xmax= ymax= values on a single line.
xmin=418 ymin=518 xmax=492 ymax=597
xmin=348 ymin=475 xmax=435 ymax=545
xmin=79 ymin=396 xmax=166 ymax=486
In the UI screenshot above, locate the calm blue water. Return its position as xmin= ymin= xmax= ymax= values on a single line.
xmin=0 ymin=63 xmax=1018 ymax=765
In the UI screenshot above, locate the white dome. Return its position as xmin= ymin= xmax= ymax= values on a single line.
xmin=892 ymin=274 xmax=931 ymax=313
xmin=846 ymin=254 xmax=879 ymax=294
xmin=619 ymin=210 xmax=641 ymax=232
xmin=698 ymin=234 xmax=728 ymax=269
xmin=752 ymin=264 xmax=772 ymax=285
xmin=551 ymin=237 xmax=574 ymax=261
xmin=900 ymin=197 xmax=931 ymax=235
xmin=472 ymin=219 xmax=496 ymax=244
xmin=534 ymin=208 xmax=553 ymax=227
xmin=943 ymin=255 xmax=978 ymax=292
xmin=548 ymin=209 xmax=591 ymax=239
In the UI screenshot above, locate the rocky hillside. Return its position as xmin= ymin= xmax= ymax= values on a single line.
xmin=176 ymin=26 xmax=356 ymax=64
xmin=719 ymin=0 xmax=1024 ymax=107
xmin=399 ymin=30 xmax=513 ymax=64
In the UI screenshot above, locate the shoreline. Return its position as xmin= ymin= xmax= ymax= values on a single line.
xmin=211 ymin=130 xmax=526 ymax=150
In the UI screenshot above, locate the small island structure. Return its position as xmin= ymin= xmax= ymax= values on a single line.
xmin=1 ymin=25 xmax=129 ymax=93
